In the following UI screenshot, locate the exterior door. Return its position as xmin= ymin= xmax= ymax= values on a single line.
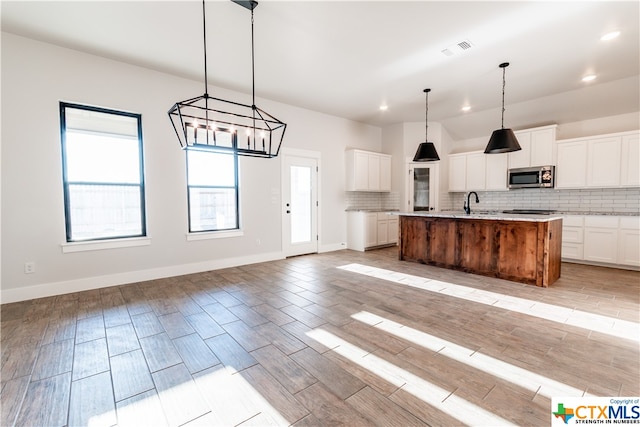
xmin=282 ymin=152 xmax=319 ymax=257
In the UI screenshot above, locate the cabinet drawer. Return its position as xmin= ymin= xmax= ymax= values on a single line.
xmin=563 ymin=215 xmax=584 ymax=227
xmin=562 ymin=226 xmax=583 ymax=244
xmin=585 ymin=216 xmax=618 ymax=228
xmin=377 ymin=212 xmax=391 ymax=221
xmin=562 ymin=243 xmax=584 ymax=260
xmin=620 ymin=217 xmax=640 ymax=230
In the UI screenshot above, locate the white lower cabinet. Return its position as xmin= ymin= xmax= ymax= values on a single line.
xmin=364 ymin=213 xmax=378 ymax=248
xmin=618 ymin=217 xmax=640 ymax=267
xmin=562 ymin=215 xmax=639 ymax=268
xmin=561 ymin=216 xmax=584 ymax=261
xmin=584 ymin=216 xmax=619 ymax=264
xmin=347 ymin=212 xmax=398 ymax=252
xmin=377 ymin=213 xmax=398 ymax=245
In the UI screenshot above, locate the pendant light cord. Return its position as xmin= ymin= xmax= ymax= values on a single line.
xmin=500 ymin=64 xmax=506 ymax=129
xmin=202 ymin=0 xmax=208 ymax=97
xmin=251 ymin=8 xmax=256 ymax=109
xmin=424 ymin=88 xmax=430 ymax=141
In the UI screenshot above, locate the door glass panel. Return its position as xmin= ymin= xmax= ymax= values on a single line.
xmin=291 ymin=165 xmax=312 ymax=243
xmin=413 ymin=168 xmax=430 ymax=211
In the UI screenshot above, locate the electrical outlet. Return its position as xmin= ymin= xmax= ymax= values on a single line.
xmin=256 ymin=238 xmax=261 ymax=246
xmin=24 ymin=262 xmax=36 ymax=274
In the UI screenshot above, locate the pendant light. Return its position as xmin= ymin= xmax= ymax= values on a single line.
xmin=413 ymin=88 xmax=440 ymax=161
xmin=168 ymin=0 xmax=286 ymax=158
xmin=484 ymin=62 xmax=521 ymax=154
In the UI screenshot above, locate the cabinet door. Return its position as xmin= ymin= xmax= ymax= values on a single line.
xmin=556 ymin=141 xmax=587 ymax=188
xmin=587 ymin=136 xmax=621 ymax=187
xmin=367 ymin=154 xmax=380 ymax=191
xmin=377 ymin=220 xmax=388 ymax=245
xmin=618 ymin=228 xmax=640 ymax=266
xmin=508 ymin=131 xmax=531 ymax=168
xmin=448 ymin=155 xmax=467 ymax=192
xmin=618 ymin=217 xmax=640 ymax=266
xmin=379 ymin=155 xmax=391 ymax=192
xmin=485 ymin=153 xmax=508 ymax=190
xmin=354 ymin=152 xmax=369 ymax=190
xmin=365 ymin=213 xmax=378 ymax=247
xmin=530 ymin=128 xmax=555 ymax=166
xmin=584 ymin=228 xmax=618 ymax=263
xmin=387 ymin=218 xmax=399 ymax=244
xmin=584 ymin=217 xmax=618 ymax=263
xmin=465 ymin=153 xmax=486 ymax=190
xmin=620 ymin=133 xmax=640 ymax=186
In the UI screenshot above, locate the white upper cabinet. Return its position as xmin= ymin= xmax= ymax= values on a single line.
xmin=449 ymin=151 xmax=508 ymax=192
xmin=448 ymin=154 xmax=467 ymax=192
xmin=556 ymin=140 xmax=588 ymax=188
xmin=509 ymin=125 xmax=557 ymax=168
xmin=508 ymin=131 xmax=531 ymax=169
xmin=465 ymin=152 xmax=486 ymax=191
xmin=556 ymin=130 xmax=638 ymax=189
xmin=485 ymin=153 xmax=508 ymax=190
xmin=530 ymin=127 xmax=556 ymax=166
xmin=587 ymin=136 xmax=621 ymax=187
xmin=621 ymin=133 xmax=640 ymax=187
xmin=379 ymin=155 xmax=392 ymax=192
xmin=346 ymin=149 xmax=392 ymax=192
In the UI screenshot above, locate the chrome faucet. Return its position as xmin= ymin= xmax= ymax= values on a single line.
xmin=464 ymin=191 xmax=479 ymax=214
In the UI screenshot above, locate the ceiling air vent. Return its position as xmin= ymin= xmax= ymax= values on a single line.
xmin=457 ymin=40 xmax=472 ymax=50
xmin=441 ymin=39 xmax=474 ymax=57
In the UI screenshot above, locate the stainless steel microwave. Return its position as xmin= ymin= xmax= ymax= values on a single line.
xmin=508 ymin=165 xmax=555 ymax=189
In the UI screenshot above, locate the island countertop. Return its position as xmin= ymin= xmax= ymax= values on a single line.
xmin=391 ymin=211 xmax=563 ymax=222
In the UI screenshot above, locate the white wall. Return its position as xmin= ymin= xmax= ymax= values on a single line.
xmin=0 ymin=33 xmax=381 ymax=302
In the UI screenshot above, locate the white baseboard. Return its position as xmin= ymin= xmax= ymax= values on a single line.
xmin=319 ymin=242 xmax=347 ymax=253
xmin=0 ymin=251 xmax=285 ymax=304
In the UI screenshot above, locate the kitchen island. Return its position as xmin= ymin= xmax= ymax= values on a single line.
xmin=396 ymin=212 xmax=562 ymax=287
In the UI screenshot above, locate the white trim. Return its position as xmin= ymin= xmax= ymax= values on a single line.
xmin=61 ymin=237 xmax=151 ymax=253
xmin=0 ymin=251 xmax=285 ymax=304
xmin=281 ymin=147 xmax=321 ymax=158
xmin=281 ymin=149 xmax=321 ymax=257
xmin=320 ymin=242 xmax=347 ymax=253
xmin=405 ymin=161 xmax=440 ymax=213
xmin=186 ymin=230 xmax=244 ymax=241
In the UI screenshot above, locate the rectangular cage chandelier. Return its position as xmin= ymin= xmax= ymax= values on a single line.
xmin=168 ymin=0 xmax=286 ymax=158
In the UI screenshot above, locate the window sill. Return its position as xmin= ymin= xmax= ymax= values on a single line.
xmin=186 ymin=230 xmax=243 ymax=241
xmin=61 ymin=236 xmax=151 ymax=253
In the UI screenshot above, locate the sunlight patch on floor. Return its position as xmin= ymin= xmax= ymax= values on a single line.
xmin=351 ymin=310 xmax=586 ymax=398
xmin=306 ymin=328 xmax=517 ymax=427
xmin=93 ymin=366 xmax=288 ymax=426
xmin=337 ymin=263 xmax=639 ymax=341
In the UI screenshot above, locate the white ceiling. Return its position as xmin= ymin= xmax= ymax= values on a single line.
xmin=2 ymin=1 xmax=639 ymax=140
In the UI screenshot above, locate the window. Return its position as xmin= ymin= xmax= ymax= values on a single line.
xmin=186 ymin=144 xmax=239 ymax=233
xmin=60 ymin=103 xmax=146 ymax=242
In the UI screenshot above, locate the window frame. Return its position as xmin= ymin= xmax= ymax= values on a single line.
xmin=59 ymin=102 xmax=147 ymax=243
xmin=186 ymin=142 xmax=240 ymax=234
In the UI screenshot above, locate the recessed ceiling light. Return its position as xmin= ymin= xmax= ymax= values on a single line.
xmin=601 ymin=31 xmax=620 ymax=41
xmin=461 ymin=105 xmax=471 ymax=112
xmin=582 ymin=74 xmax=597 ymax=82
xmin=379 ymin=105 xmax=388 ymax=111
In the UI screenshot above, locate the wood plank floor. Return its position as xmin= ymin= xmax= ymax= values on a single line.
xmin=1 ymin=247 xmax=639 ymax=426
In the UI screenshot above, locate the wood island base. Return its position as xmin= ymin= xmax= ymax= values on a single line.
xmin=398 ymin=215 xmax=562 ymax=287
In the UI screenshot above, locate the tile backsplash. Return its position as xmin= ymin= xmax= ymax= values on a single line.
xmin=448 ymin=187 xmax=640 ymax=214
xmin=345 ymin=191 xmax=400 ymax=211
